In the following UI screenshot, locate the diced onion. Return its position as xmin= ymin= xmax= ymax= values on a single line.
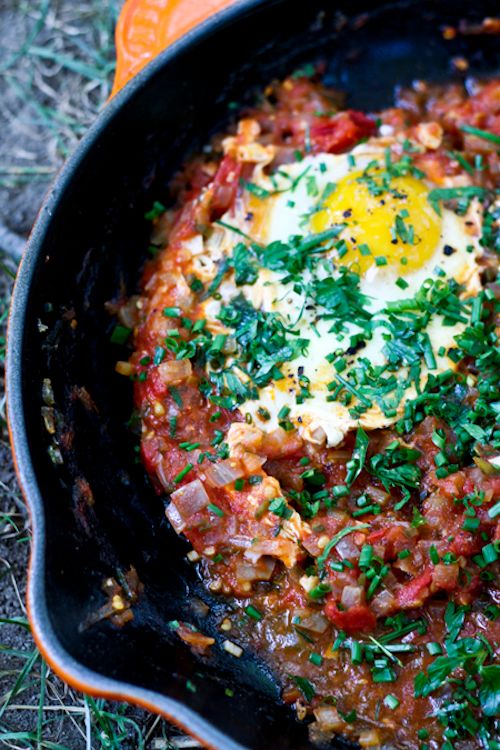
xmin=313 ymin=706 xmax=344 ymax=732
xmin=245 ymin=538 xmax=298 ymax=568
xmin=222 ymin=639 xmax=243 ymax=657
xmin=171 ymin=479 xmax=210 ymax=520
xmin=294 ymin=609 xmax=329 ymax=634
xmin=262 ymin=427 xmax=303 ymax=458
xmin=227 ymin=535 xmax=253 ymax=550
xmin=165 ymin=502 xmax=186 ymax=534
xmin=115 ymin=361 xmax=133 ymax=377
xmin=239 ymin=451 xmax=266 ymax=473
xmin=341 ymin=585 xmax=363 ymax=609
xmin=365 ymin=484 xmax=390 ymax=505
xmin=227 ymin=422 xmax=264 ymax=453
xmin=359 ymin=730 xmax=381 ymax=748
xmin=301 ymin=535 xmax=321 ymax=557
xmin=432 ymin=563 xmax=459 ymax=591
xmin=117 ymin=296 xmax=141 ymax=328
xmin=158 ymin=359 xmax=192 ymax=385
xmin=336 ymin=537 xmax=360 ymax=561
xmin=235 ymin=556 xmax=275 ymax=582
xmin=156 ymin=459 xmax=172 ymax=493
xmin=205 ymin=459 xmax=245 ymax=487
xmin=371 ymin=589 xmax=396 ymax=617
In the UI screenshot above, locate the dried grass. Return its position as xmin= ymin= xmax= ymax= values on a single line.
xmin=0 ymin=2 xmax=200 ymax=747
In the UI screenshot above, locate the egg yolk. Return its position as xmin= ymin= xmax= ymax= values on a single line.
xmin=311 ymin=170 xmax=441 ymax=273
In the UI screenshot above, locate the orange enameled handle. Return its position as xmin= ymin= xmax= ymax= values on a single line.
xmin=111 ymin=0 xmax=237 ymax=97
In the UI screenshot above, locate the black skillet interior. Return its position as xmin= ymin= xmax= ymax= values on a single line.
xmin=11 ymin=0 xmax=500 ymax=748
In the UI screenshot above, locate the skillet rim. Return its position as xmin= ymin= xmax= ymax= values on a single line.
xmin=5 ymin=1 xmax=267 ymax=748
xmin=6 ymin=1 xmax=499 ymax=747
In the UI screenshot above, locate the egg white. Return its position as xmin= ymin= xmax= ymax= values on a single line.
xmin=184 ymin=141 xmax=484 ymax=447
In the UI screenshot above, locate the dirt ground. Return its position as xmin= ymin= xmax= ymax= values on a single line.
xmin=0 ymin=2 xmax=198 ymax=748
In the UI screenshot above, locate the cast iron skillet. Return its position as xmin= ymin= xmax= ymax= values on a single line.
xmin=7 ymin=1 xmax=500 ymax=748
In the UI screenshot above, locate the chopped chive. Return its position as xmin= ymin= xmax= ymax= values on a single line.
xmin=240 ymin=179 xmax=272 ymax=199
xmin=488 ymin=501 xmax=500 ymax=519
xmin=169 ymin=386 xmax=183 ymax=407
xmin=462 ymin=516 xmax=480 ymax=532
xmin=179 ymin=441 xmax=201 ymax=451
xmin=317 ymin=524 xmax=369 ymax=569
xmin=482 ymin=543 xmax=498 ymax=565
xmin=375 ymin=256 xmax=388 ymax=267
xmin=330 ymin=561 xmax=344 ymax=572
xmin=398 ymin=549 xmax=411 ymax=560
xmin=210 ymin=430 xmax=224 ymax=447
xmin=309 ymin=583 xmax=332 ymax=600
xmin=359 ymin=545 xmax=374 ymax=568
xmin=473 ymin=553 xmax=487 ymax=568
xmin=459 ymin=123 xmax=500 ymax=146
xmin=234 ymin=478 xmax=245 ymax=491
xmin=426 ymin=642 xmax=442 ymax=656
xmin=384 ymin=694 xmax=399 ymax=710
xmin=110 ymin=325 xmax=131 ymax=345
xmin=352 ymin=505 xmax=380 ymax=517
xmin=422 ymin=339 xmax=436 ymax=370
xmin=154 ymin=345 xmax=166 ymax=365
xmin=335 ymin=373 xmax=372 ymax=407
xmin=470 ymin=294 xmax=483 ymax=324
xmin=163 ymin=306 xmax=181 ymax=318
xmin=207 ymin=503 xmax=225 ymax=518
xmin=434 ymin=451 xmax=448 ymax=468
xmin=351 ymin=641 xmax=363 ymax=665
xmin=339 ymin=709 xmax=357 ymax=723
xmin=429 ymin=545 xmax=440 ymax=565
xmin=372 ymin=667 xmax=396 ymax=683
xmin=446 ymin=150 xmax=474 ymax=175
xmin=332 ymin=484 xmax=349 ymax=498
xmin=431 ymin=429 xmax=446 ymax=450
xmin=248 ymin=475 xmax=263 ymax=485
xmin=174 ymin=464 xmax=194 ymax=484
xmin=427 ymin=186 xmax=488 ymax=215
xmin=189 ymin=276 xmax=204 ymax=292
xmin=245 ymin=605 xmax=263 ymax=621
xmin=144 ymin=200 xmax=166 ymax=220
xmin=309 ymin=652 xmax=323 ymax=667
xmin=268 ymin=497 xmax=293 ymax=519
xmin=292 ymin=676 xmax=315 ymax=702
xmin=334 ymin=357 xmax=347 ymax=373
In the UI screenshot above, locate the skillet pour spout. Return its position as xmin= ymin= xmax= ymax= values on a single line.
xmin=7 ymin=0 xmax=500 ymax=748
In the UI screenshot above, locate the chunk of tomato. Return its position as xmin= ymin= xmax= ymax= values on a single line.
xmin=396 ymin=568 xmax=432 ymax=609
xmin=310 ymin=111 xmax=376 ymax=154
xmin=209 ymin=155 xmax=242 ymax=219
xmin=324 ymin=600 xmax=376 ymax=634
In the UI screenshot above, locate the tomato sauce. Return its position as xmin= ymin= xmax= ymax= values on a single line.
xmin=122 ymin=72 xmax=500 ymax=748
